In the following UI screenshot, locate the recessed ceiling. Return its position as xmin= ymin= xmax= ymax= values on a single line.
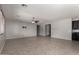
xmin=1 ymin=4 xmax=79 ymax=23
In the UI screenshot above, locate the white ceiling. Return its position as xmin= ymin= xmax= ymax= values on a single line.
xmin=1 ymin=4 xmax=79 ymax=23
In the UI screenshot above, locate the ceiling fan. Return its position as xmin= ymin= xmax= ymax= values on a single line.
xmin=21 ymin=4 xmax=39 ymax=24
xmin=32 ymin=17 xmax=39 ymax=24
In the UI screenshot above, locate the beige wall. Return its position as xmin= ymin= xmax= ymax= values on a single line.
xmin=51 ymin=18 xmax=72 ymax=40
xmin=6 ymin=20 xmax=37 ymax=39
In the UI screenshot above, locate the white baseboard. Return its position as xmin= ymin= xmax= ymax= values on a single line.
xmin=6 ymin=35 xmax=37 ymax=40
xmin=51 ymin=36 xmax=71 ymax=40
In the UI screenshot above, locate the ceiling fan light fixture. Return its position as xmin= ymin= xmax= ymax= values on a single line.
xmin=32 ymin=17 xmax=39 ymax=24
xmin=32 ymin=19 xmax=35 ymax=24
xmin=35 ymin=20 xmax=39 ymax=23
xmin=32 ymin=21 xmax=35 ymax=24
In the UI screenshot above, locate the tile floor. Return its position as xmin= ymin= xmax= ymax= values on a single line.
xmin=1 ymin=37 xmax=79 ymax=55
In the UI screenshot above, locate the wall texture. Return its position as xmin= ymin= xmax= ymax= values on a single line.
xmin=51 ymin=18 xmax=72 ymax=40
xmin=6 ymin=18 xmax=72 ymax=40
xmin=6 ymin=20 xmax=37 ymax=39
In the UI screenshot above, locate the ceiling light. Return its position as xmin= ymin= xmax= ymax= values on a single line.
xmin=21 ymin=4 xmax=28 ymax=7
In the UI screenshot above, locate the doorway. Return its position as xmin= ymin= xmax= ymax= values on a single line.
xmin=37 ymin=25 xmax=40 ymax=36
xmin=45 ymin=24 xmax=51 ymax=37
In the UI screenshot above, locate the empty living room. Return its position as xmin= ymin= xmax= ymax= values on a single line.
xmin=1 ymin=1 xmax=79 ymax=58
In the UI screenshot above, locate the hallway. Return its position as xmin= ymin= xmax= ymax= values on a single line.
xmin=1 ymin=37 xmax=79 ymax=55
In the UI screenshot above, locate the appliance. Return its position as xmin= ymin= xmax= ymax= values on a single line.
xmin=72 ymin=20 xmax=79 ymax=41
